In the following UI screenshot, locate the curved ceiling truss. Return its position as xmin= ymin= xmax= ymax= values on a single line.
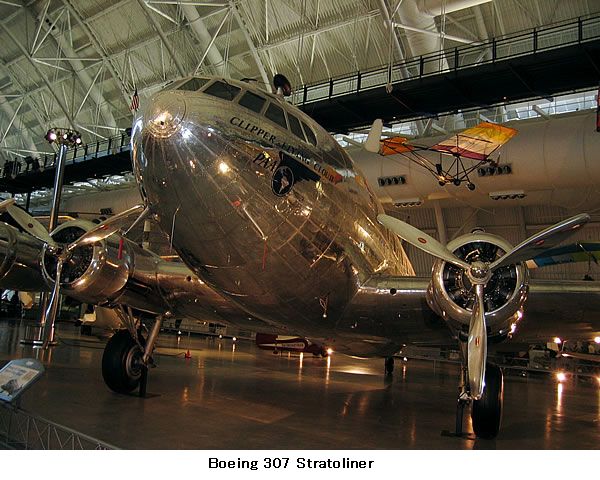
xmin=0 ymin=0 xmax=598 ymax=162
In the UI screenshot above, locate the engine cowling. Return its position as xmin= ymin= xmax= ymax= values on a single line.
xmin=427 ymin=231 xmax=529 ymax=340
xmin=0 ymin=221 xmax=48 ymax=291
xmin=40 ymin=219 xmax=207 ymax=316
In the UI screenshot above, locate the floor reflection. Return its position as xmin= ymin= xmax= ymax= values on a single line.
xmin=0 ymin=320 xmax=599 ymax=449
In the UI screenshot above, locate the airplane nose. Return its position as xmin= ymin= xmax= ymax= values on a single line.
xmin=144 ymin=92 xmax=186 ymax=138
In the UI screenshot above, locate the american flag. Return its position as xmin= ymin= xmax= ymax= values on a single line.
xmin=130 ymin=88 xmax=140 ymax=112
xmin=597 ymin=86 xmax=600 ymax=132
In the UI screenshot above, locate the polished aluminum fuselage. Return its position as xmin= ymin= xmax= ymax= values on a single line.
xmin=131 ymin=77 xmax=432 ymax=354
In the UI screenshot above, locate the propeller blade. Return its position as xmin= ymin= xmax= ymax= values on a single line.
xmin=6 ymin=204 xmax=56 ymax=247
xmin=468 ymin=283 xmax=487 ymax=399
xmin=44 ymin=259 xmax=63 ymax=330
xmin=66 ymin=204 xmax=145 ymax=252
xmin=377 ymin=214 xmax=471 ymax=270
xmin=490 ymin=213 xmax=590 ymax=270
xmin=0 ymin=198 xmax=15 ymax=212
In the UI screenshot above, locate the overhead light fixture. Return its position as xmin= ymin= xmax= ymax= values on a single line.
xmin=378 ymin=175 xmax=406 ymax=187
xmin=45 ymin=128 xmax=57 ymax=142
xmin=45 ymin=128 xmax=82 ymax=146
xmin=393 ymin=197 xmax=423 ymax=208
xmin=477 ymin=164 xmax=512 ymax=177
xmin=489 ymin=190 xmax=526 ymax=200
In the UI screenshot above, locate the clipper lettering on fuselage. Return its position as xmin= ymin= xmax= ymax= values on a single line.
xmin=230 ymin=115 xmax=343 ymax=186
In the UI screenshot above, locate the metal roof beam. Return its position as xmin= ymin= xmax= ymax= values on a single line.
xmin=392 ymin=21 xmax=482 ymax=45
xmin=62 ymin=0 xmax=137 ymax=106
xmin=0 ymin=22 xmax=75 ymax=128
xmin=39 ymin=18 xmax=118 ymax=131
xmin=0 ymin=95 xmax=39 ymax=157
xmin=230 ymin=0 xmax=270 ymax=87
xmin=135 ymin=0 xmax=187 ymax=77
xmin=377 ymin=0 xmax=408 ymax=69
xmin=182 ymin=4 xmax=227 ymax=74
xmin=257 ymin=10 xmax=379 ymax=51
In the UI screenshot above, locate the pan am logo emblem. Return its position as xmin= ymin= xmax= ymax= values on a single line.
xmin=272 ymin=165 xmax=294 ymax=197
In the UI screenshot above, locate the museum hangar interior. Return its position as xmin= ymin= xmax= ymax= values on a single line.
xmin=0 ymin=0 xmax=600 ymax=450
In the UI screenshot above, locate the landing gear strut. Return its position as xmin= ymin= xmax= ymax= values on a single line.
xmin=102 ymin=312 xmax=167 ymax=396
xmin=384 ymin=356 xmax=394 ymax=375
xmin=445 ymin=360 xmax=504 ymax=439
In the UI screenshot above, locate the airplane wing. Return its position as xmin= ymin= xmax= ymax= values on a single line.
xmin=559 ymin=351 xmax=600 ymax=363
xmin=429 ymin=122 xmax=518 ymax=160
xmin=525 ymin=242 xmax=600 ymax=268
xmin=512 ymin=280 xmax=600 ymax=343
xmin=340 ymin=275 xmax=600 ymax=348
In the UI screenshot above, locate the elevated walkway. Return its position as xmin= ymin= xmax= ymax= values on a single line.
xmin=0 ymin=133 xmax=131 ymax=195
xmin=294 ymin=15 xmax=600 ymax=132
xmin=2 ymin=15 xmax=599 ymax=196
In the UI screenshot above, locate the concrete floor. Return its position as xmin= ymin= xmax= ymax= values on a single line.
xmin=0 ymin=319 xmax=599 ymax=449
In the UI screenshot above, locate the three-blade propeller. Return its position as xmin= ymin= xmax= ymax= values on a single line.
xmin=0 ymin=199 xmax=146 ymax=334
xmin=378 ymin=212 xmax=590 ymax=399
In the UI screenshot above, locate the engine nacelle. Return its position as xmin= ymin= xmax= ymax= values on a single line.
xmin=0 ymin=221 xmax=48 ymax=291
xmin=41 ymin=220 xmax=206 ymax=315
xmin=427 ymin=231 xmax=529 ymax=340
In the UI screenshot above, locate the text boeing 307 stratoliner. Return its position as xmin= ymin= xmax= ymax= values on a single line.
xmin=0 ymin=74 xmax=598 ymax=439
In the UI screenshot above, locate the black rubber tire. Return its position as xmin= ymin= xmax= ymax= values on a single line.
xmin=384 ymin=356 xmax=395 ymax=375
xmin=471 ymin=363 xmax=503 ymax=439
xmin=102 ymin=330 xmax=144 ymax=394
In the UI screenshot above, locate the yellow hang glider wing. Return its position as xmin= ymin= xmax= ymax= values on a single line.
xmin=429 ymin=122 xmax=518 ymax=161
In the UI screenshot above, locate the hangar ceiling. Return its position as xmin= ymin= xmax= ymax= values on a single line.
xmin=0 ymin=0 xmax=599 ymax=163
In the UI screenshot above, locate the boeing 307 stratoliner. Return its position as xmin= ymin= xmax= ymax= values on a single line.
xmin=0 ymin=74 xmax=598 ymax=439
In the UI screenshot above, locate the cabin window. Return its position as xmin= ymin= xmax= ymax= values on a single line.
xmin=265 ymin=103 xmax=288 ymax=129
xmin=176 ymin=78 xmax=210 ymax=91
xmin=301 ymin=122 xmax=317 ymax=146
xmin=287 ymin=113 xmax=306 ymax=141
xmin=238 ymin=91 xmax=266 ymax=113
xmin=203 ymin=80 xmax=241 ymax=101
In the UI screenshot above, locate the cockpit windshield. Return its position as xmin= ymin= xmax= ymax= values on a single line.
xmin=176 ymin=77 xmax=210 ymax=91
xmin=203 ymin=80 xmax=241 ymax=100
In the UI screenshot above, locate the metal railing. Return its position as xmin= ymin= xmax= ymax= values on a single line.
xmin=1 ymin=132 xmax=131 ymax=180
xmin=293 ymin=14 xmax=600 ymax=107
xmin=0 ymin=403 xmax=118 ymax=450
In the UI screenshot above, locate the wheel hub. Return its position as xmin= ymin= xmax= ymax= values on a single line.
xmin=125 ymin=345 xmax=144 ymax=379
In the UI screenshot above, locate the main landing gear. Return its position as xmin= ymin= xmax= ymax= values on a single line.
xmin=102 ymin=330 xmax=145 ymax=393
xmin=384 ymin=356 xmax=395 ymax=376
xmin=102 ymin=307 xmax=168 ymax=396
xmin=448 ymin=360 xmax=504 ymax=439
xmin=471 ymin=363 xmax=503 ymax=439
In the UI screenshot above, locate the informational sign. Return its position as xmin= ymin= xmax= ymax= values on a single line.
xmin=0 ymin=358 xmax=44 ymax=403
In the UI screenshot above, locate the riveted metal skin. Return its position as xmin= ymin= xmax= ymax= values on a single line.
xmin=131 ymin=77 xmax=421 ymax=355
